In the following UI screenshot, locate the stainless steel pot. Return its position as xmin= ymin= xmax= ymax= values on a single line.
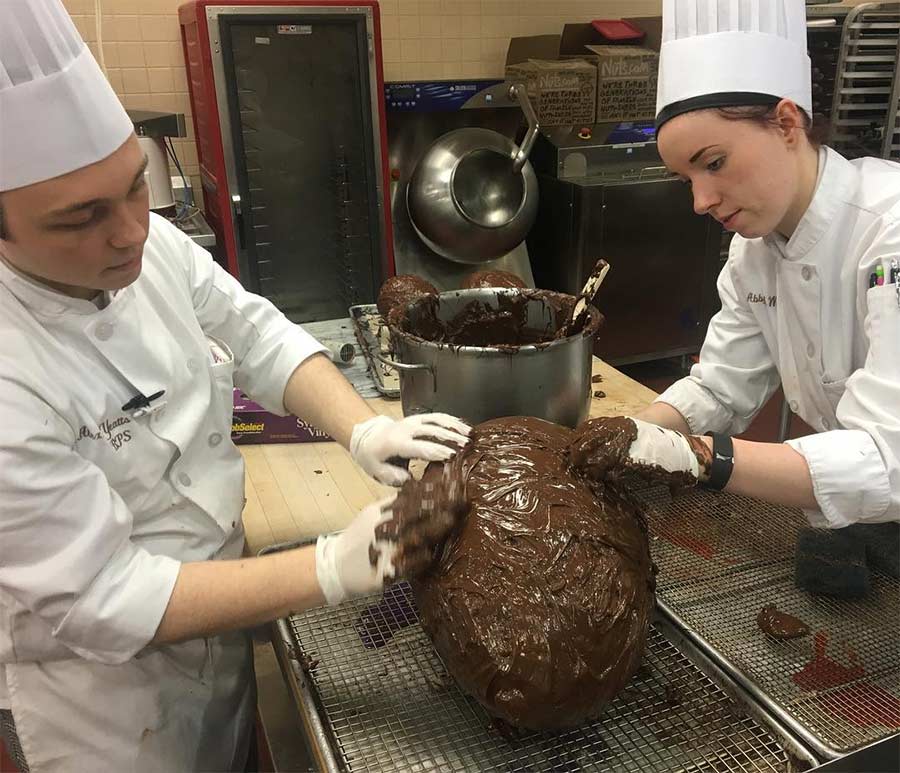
xmin=406 ymin=84 xmax=540 ymax=264
xmin=380 ymin=288 xmax=600 ymax=427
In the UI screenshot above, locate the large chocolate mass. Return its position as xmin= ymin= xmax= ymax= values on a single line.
xmin=412 ymin=416 xmax=655 ymax=730
xmin=376 ymin=274 xmax=438 ymax=319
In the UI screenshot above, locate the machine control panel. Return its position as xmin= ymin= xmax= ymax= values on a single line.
xmin=385 ymin=80 xmax=521 ymax=111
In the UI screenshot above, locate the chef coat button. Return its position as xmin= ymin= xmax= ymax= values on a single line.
xmin=801 ymin=266 xmax=812 ymax=281
xmin=208 ymin=432 xmax=223 ymax=447
xmin=822 ymin=418 xmax=832 ymax=430
xmin=187 ymin=358 xmax=198 ymax=373
xmin=789 ymin=400 xmax=799 ymax=412
xmin=806 ymin=343 xmax=815 ymax=358
xmin=178 ymin=472 xmax=192 ymax=487
xmin=95 ymin=322 xmax=114 ymax=340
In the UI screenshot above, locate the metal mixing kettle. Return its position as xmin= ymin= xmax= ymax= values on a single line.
xmin=406 ymin=83 xmax=540 ymax=264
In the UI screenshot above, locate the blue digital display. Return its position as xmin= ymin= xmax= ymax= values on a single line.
xmin=605 ymin=121 xmax=657 ymax=144
xmin=385 ymin=80 xmax=503 ymax=111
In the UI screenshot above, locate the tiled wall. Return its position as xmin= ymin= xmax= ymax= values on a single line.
xmin=62 ymin=0 xmax=666 ymax=199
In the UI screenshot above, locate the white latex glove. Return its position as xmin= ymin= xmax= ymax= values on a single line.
xmin=350 ymin=413 xmax=471 ymax=485
xmin=627 ymin=418 xmax=703 ymax=478
xmin=315 ymin=496 xmax=398 ymax=606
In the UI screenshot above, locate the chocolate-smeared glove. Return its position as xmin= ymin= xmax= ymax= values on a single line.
xmin=375 ymin=464 xmax=469 ymax=578
xmin=350 ymin=413 xmax=471 ymax=486
xmin=315 ymin=466 xmax=469 ymax=605
xmin=569 ymin=416 xmax=710 ymax=486
xmin=315 ymin=496 xmax=398 ymax=606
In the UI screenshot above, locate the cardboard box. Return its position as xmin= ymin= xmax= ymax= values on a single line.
xmin=232 ymin=389 xmax=332 ymax=445
xmin=505 ymin=20 xmax=660 ymax=126
xmin=504 ymin=58 xmax=597 ymax=127
xmin=585 ymin=45 xmax=659 ymax=122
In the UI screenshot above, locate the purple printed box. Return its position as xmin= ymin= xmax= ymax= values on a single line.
xmin=232 ymin=389 xmax=332 ymax=445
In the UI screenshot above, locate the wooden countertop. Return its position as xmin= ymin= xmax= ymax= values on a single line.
xmin=239 ymin=358 xmax=658 ymax=555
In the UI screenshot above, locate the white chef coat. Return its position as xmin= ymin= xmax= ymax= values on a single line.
xmin=0 ymin=213 xmax=327 ymax=770
xmin=657 ymin=147 xmax=900 ymax=529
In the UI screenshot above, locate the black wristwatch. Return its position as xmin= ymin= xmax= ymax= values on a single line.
xmin=702 ymin=432 xmax=735 ymax=491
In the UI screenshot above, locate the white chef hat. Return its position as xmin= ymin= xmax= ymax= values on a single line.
xmin=0 ymin=0 xmax=134 ymax=192
xmin=656 ymin=0 xmax=812 ymax=129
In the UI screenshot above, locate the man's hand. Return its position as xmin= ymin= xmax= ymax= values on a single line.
xmin=350 ymin=413 xmax=470 ymax=485
xmin=569 ymin=416 xmax=711 ymax=485
xmin=315 ymin=465 xmax=469 ymax=605
xmin=315 ymin=497 xmax=398 ymax=605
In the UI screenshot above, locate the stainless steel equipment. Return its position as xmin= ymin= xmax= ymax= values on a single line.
xmin=405 ymin=84 xmax=540 ymax=264
xmin=527 ymin=122 xmax=723 ymax=366
xmin=128 ymin=110 xmax=187 ymax=213
xmin=382 ymin=288 xmax=599 ymax=427
xmin=828 ymin=2 xmax=900 ymax=160
xmin=631 ymin=483 xmax=900 ymax=761
xmin=262 ymin=484 xmax=900 ymax=773
xmin=386 ymin=80 xmax=536 ymax=289
xmin=263 ymin=553 xmax=818 ymax=773
xmin=179 ymin=1 xmax=391 ymax=323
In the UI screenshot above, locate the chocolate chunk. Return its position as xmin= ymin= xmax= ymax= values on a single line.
xmin=413 ymin=416 xmax=655 ymax=731
xmin=757 ymin=604 xmax=810 ymax=640
xmin=593 ymin=390 xmax=606 ymax=398
xmin=376 ymin=274 xmax=438 ymax=318
xmin=591 ymin=375 xmax=603 ymax=383
xmin=460 ymin=270 xmax=527 ymax=290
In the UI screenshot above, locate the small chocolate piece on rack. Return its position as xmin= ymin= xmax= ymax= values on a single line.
xmin=756 ymin=604 xmax=810 ymax=640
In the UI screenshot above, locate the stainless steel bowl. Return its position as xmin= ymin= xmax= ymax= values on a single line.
xmin=406 ymin=84 xmax=540 ymax=264
xmin=381 ymin=288 xmax=600 ymax=427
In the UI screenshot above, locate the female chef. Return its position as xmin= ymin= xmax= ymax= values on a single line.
xmin=576 ymin=0 xmax=900 ymax=530
xmin=0 ymin=1 xmax=467 ymax=770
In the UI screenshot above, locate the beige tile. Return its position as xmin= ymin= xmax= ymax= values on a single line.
xmin=460 ymin=38 xmax=481 ymax=61
xmin=106 ymin=68 xmax=125 ymax=96
xmin=149 ymin=92 xmax=180 ymax=113
xmin=122 ymin=67 xmax=150 ymax=94
xmin=480 ymin=37 xmax=507 ymax=62
xmin=101 ymin=41 xmax=120 ymax=68
xmin=420 ymin=42 xmax=443 ymax=63
xmin=441 ymin=38 xmax=463 ymax=61
xmin=169 ymin=42 xmax=185 ymax=67
xmin=383 ymin=62 xmax=405 ymax=81
xmin=460 ymin=15 xmax=481 ymax=37
xmin=120 ymin=93 xmax=151 ymax=109
xmin=117 ymin=42 xmax=145 ymax=67
xmin=420 ymin=16 xmax=442 ymax=39
xmin=140 ymin=14 xmax=180 ymax=42
xmin=398 ymin=15 xmax=421 ymax=38
xmin=381 ymin=39 xmax=402 ymax=63
xmin=400 ymin=39 xmax=423 ymax=62
xmin=440 ymin=15 xmax=461 ymax=37
xmin=458 ymin=1 xmax=480 ymax=14
xmin=419 ymin=0 xmax=441 ymax=16
xmin=116 ymin=15 xmax=143 ymax=41
xmin=380 ymin=15 xmax=399 ymax=39
xmin=148 ymin=67 xmax=175 ymax=92
xmin=415 ymin=63 xmax=446 ymax=79
xmin=399 ymin=63 xmax=426 ymax=79
xmin=143 ymin=41 xmax=170 ymax=67
xmin=397 ymin=0 xmax=420 ymax=14
xmin=440 ymin=0 xmax=461 ymax=13
xmin=380 ymin=0 xmax=399 ymax=15
xmin=481 ymin=15 xmax=506 ymax=36
xmin=173 ymin=66 xmax=188 ymax=93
